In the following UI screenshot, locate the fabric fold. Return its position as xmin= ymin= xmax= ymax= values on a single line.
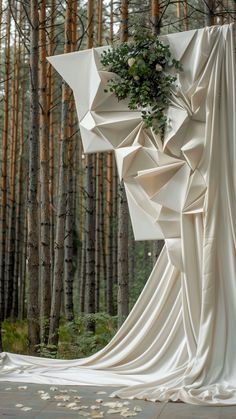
xmin=1 ymin=24 xmax=236 ymax=406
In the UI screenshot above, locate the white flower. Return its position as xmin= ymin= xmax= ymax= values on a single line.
xmin=155 ymin=63 xmax=163 ymax=72
xmin=128 ymin=58 xmax=136 ymax=67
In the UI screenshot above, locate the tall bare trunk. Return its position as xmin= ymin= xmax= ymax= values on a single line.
xmin=117 ymin=0 xmax=129 ymax=327
xmin=64 ymin=0 xmax=77 ymax=322
xmin=151 ymin=0 xmax=160 ymax=34
xmin=14 ymin=48 xmax=25 ymax=320
xmin=106 ymin=152 xmax=114 ymax=314
xmin=47 ymin=0 xmax=56 ymax=297
xmin=49 ymin=1 xmax=72 ymax=347
xmin=204 ymin=0 xmax=215 ymax=26
xmin=0 ymin=2 xmax=9 ymax=350
xmin=84 ymin=0 xmax=96 ymax=332
xmin=106 ymin=2 xmax=114 ymax=315
xmin=39 ymin=0 xmax=51 ymax=344
xmin=94 ymin=0 xmax=103 ymax=313
xmin=5 ymin=17 xmax=19 ymax=318
xmin=27 ymin=0 xmax=40 ymax=354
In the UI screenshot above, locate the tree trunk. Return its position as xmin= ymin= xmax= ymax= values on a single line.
xmin=14 ymin=53 xmax=25 ymax=319
xmin=27 ymin=0 xmax=40 ymax=354
xmin=84 ymin=0 xmax=96 ymax=332
xmin=117 ymin=0 xmax=129 ymax=328
xmin=5 ymin=18 xmax=19 ymax=318
xmin=49 ymin=1 xmax=72 ymax=347
xmin=106 ymin=152 xmax=114 ymax=314
xmin=151 ymin=0 xmax=160 ymax=35
xmin=204 ymin=0 xmax=215 ymax=26
xmin=39 ymin=0 xmax=51 ymax=344
xmin=64 ymin=0 xmax=77 ymax=322
xmin=47 ymin=0 xmax=56 ymax=298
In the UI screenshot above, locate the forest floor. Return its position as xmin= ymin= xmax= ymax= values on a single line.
xmin=0 ymin=382 xmax=235 ymax=419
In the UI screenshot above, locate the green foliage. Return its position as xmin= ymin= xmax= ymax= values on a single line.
xmin=101 ymin=27 xmax=181 ymax=135
xmin=3 ymin=314 xmax=117 ymax=359
xmin=36 ymin=313 xmax=117 ymax=359
xmin=2 ymin=320 xmax=28 ymax=354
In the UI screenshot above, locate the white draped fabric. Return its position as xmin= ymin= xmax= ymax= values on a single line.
xmin=1 ymin=24 xmax=236 ymax=406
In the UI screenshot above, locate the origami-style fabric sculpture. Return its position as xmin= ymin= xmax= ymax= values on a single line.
xmin=1 ymin=24 xmax=236 ymax=406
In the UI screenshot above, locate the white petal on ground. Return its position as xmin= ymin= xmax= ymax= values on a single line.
xmin=18 ymin=386 xmax=28 ymax=390
xmin=120 ymin=411 xmax=138 ymax=417
xmin=15 ymin=404 xmax=24 ymax=408
xmin=78 ymin=411 xmax=90 ymax=417
xmin=50 ymin=386 xmax=58 ymax=391
xmin=103 ymin=402 xmax=124 ymax=408
xmin=54 ymin=395 xmax=70 ymax=401
xmin=57 ymin=402 xmax=66 ymax=407
xmin=90 ymin=412 xmax=104 ymax=418
xmin=5 ymin=388 xmax=12 ymax=391
xmin=40 ymin=393 xmax=51 ymax=400
xmin=90 ymin=405 xmax=100 ymax=410
xmin=134 ymin=406 xmax=142 ymax=412
xmin=70 ymin=406 xmax=83 ymax=410
xmin=96 ymin=391 xmax=107 ymax=395
xmin=96 ymin=399 xmax=103 ymax=403
xmin=107 ymin=408 xmax=127 ymax=414
xmin=21 ymin=407 xmax=32 ymax=412
xmin=66 ymin=402 xmax=77 ymax=408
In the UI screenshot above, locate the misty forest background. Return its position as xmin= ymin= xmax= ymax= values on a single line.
xmin=0 ymin=0 xmax=235 ymax=357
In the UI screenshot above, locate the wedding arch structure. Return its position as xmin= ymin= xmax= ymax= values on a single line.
xmin=0 ymin=24 xmax=236 ymax=406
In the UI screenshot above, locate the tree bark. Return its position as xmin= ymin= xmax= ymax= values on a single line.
xmin=117 ymin=0 xmax=129 ymax=327
xmin=27 ymin=0 xmax=40 ymax=354
xmin=64 ymin=0 xmax=77 ymax=322
xmin=151 ymin=0 xmax=160 ymax=35
xmin=84 ymin=0 xmax=96 ymax=332
xmin=39 ymin=0 xmax=51 ymax=344
xmin=204 ymin=0 xmax=215 ymax=26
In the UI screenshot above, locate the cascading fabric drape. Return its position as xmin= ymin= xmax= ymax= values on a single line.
xmin=0 ymin=24 xmax=236 ymax=406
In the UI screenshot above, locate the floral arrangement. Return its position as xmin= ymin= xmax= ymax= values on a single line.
xmin=101 ymin=29 xmax=181 ymax=135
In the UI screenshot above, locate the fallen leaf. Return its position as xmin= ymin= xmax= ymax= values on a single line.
xmin=21 ymin=407 xmax=32 ymax=412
